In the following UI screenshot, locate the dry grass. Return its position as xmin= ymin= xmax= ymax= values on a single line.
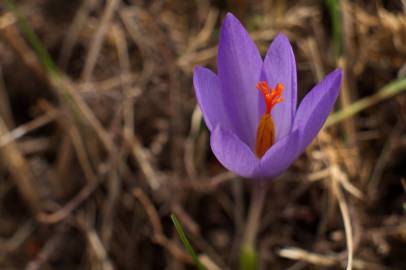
xmin=0 ymin=0 xmax=405 ymax=269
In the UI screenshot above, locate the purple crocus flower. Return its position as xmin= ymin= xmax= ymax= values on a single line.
xmin=193 ymin=13 xmax=342 ymax=180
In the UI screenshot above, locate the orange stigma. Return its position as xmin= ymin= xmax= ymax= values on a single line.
xmin=256 ymin=81 xmax=284 ymax=114
xmin=254 ymin=81 xmax=284 ymax=158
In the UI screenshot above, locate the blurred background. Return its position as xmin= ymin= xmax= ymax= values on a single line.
xmin=0 ymin=0 xmax=405 ymax=269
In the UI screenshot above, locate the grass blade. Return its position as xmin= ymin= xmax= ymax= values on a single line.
xmin=326 ymin=77 xmax=406 ymax=127
xmin=326 ymin=0 xmax=343 ymax=56
xmin=171 ymin=214 xmax=207 ymax=270
xmin=5 ymin=0 xmax=57 ymax=74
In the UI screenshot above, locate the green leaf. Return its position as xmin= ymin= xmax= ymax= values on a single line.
xmin=326 ymin=0 xmax=343 ymax=57
xmin=171 ymin=214 xmax=207 ymax=270
xmin=5 ymin=0 xmax=58 ymax=74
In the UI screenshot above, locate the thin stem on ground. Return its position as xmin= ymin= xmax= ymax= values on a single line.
xmin=239 ymin=181 xmax=268 ymax=270
xmin=242 ymin=181 xmax=268 ymax=249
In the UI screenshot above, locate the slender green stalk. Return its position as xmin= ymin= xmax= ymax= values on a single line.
xmin=171 ymin=214 xmax=207 ymax=270
xmin=239 ymin=182 xmax=268 ymax=270
xmin=5 ymin=0 xmax=58 ymax=74
xmin=4 ymin=0 xmax=116 ymax=153
xmin=326 ymin=78 xmax=406 ymax=127
xmin=326 ymin=0 xmax=343 ymax=56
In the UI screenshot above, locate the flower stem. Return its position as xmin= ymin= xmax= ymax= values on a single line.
xmin=239 ymin=181 xmax=268 ymax=270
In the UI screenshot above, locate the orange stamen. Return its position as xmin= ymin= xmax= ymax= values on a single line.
xmin=255 ymin=81 xmax=284 ymax=114
xmin=255 ymin=114 xmax=275 ymax=158
xmin=254 ymin=81 xmax=284 ymax=158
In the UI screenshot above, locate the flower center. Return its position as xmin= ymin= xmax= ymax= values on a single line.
xmin=255 ymin=81 xmax=284 ymax=158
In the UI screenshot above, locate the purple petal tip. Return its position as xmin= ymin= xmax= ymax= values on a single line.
xmin=224 ymin=12 xmax=237 ymax=21
xmin=221 ymin=12 xmax=242 ymax=31
xmin=193 ymin=65 xmax=203 ymax=74
xmin=327 ymin=68 xmax=343 ymax=94
xmin=333 ymin=68 xmax=343 ymax=81
xmin=274 ymin=32 xmax=289 ymax=42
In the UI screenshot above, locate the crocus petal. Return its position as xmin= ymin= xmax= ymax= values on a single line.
xmin=254 ymin=129 xmax=301 ymax=179
xmin=193 ymin=66 xmax=234 ymax=132
xmin=217 ymin=13 xmax=262 ymax=149
xmin=293 ymin=69 xmax=342 ymax=153
xmin=261 ymin=33 xmax=297 ymax=141
xmin=210 ymin=125 xmax=258 ymax=178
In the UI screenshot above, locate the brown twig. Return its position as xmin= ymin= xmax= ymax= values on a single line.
xmin=76 ymin=215 xmax=114 ymax=270
xmin=58 ymin=0 xmax=99 ymax=69
xmin=0 ymin=222 xmax=34 ymax=253
xmin=25 ymin=225 xmax=66 ymax=270
xmin=0 ymin=67 xmax=14 ymax=128
xmin=37 ymin=179 xmax=100 ymax=224
xmin=81 ymin=0 xmax=120 ymax=82
xmin=278 ymin=247 xmax=389 ymax=270
xmin=0 ymin=116 xmax=43 ymax=215
xmin=0 ymin=109 xmax=59 ymax=148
